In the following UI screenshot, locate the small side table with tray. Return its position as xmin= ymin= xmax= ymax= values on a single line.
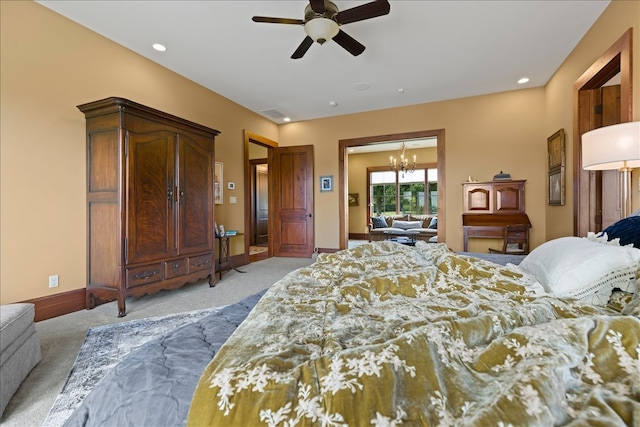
xmin=214 ymin=232 xmax=246 ymax=282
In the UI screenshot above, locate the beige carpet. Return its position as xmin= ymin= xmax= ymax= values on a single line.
xmin=0 ymin=256 xmax=313 ymax=427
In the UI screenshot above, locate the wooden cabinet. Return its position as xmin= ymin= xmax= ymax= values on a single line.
xmin=462 ymin=180 xmax=531 ymax=252
xmin=78 ymin=97 xmax=220 ymax=316
xmin=463 ymin=180 xmax=526 ymax=213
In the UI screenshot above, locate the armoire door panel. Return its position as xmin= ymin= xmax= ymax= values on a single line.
xmin=88 ymin=129 xmax=120 ymax=193
xmin=178 ymin=134 xmax=213 ymax=254
xmin=88 ymin=201 xmax=120 ymax=285
xmin=127 ymin=131 xmax=176 ymax=264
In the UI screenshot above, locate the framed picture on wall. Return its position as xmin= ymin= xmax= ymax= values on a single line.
xmin=320 ymin=175 xmax=333 ymax=192
xmin=547 ymin=129 xmax=565 ymax=205
xmin=547 ymin=129 xmax=566 ymax=169
xmin=348 ymin=193 xmax=359 ymax=206
xmin=214 ymin=162 xmax=223 ymax=204
xmin=549 ymin=166 xmax=565 ymax=205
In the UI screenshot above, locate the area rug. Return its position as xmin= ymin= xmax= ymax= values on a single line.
xmin=42 ymin=306 xmax=225 ymax=427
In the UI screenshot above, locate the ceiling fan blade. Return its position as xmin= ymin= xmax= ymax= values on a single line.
xmin=309 ymin=0 xmax=325 ymax=14
xmin=333 ymin=30 xmax=365 ymax=56
xmin=336 ymin=0 xmax=390 ymax=25
xmin=291 ymin=36 xmax=314 ymax=59
xmin=252 ymin=16 xmax=304 ymax=25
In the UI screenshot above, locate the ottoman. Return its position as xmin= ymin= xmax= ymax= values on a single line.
xmin=0 ymin=303 xmax=41 ymax=417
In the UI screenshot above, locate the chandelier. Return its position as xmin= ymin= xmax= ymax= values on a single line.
xmin=389 ymin=142 xmax=416 ymax=177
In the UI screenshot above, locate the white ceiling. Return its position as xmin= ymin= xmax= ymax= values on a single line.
xmin=37 ymin=0 xmax=610 ymax=124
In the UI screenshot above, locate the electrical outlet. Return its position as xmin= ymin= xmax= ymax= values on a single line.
xmin=48 ymin=274 xmax=59 ymax=288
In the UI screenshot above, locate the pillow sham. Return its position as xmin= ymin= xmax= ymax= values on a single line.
xmin=428 ymin=217 xmax=438 ymax=229
xmin=371 ymin=216 xmax=388 ymax=229
xmin=599 ymin=216 xmax=640 ymax=247
xmin=622 ymin=275 xmax=640 ymax=316
xmin=518 ymin=237 xmax=640 ymax=306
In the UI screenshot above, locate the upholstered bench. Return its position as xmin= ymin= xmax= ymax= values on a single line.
xmin=0 ymin=303 xmax=41 ymax=416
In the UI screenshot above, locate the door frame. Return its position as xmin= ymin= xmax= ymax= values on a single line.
xmin=338 ymin=129 xmax=446 ymax=250
xmin=250 ymin=158 xmax=269 ymax=246
xmin=243 ymin=130 xmax=278 ymax=263
xmin=573 ymin=28 xmax=632 ymax=236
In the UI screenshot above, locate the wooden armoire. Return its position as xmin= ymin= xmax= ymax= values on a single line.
xmin=78 ymin=97 xmax=220 ymax=316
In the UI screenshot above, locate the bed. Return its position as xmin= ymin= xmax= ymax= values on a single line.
xmin=62 ymin=219 xmax=640 ymax=426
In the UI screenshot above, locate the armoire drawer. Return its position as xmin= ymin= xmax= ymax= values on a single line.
xmin=165 ymin=258 xmax=187 ymax=279
xmin=126 ymin=263 xmax=163 ymax=288
xmin=189 ymin=254 xmax=212 ymax=272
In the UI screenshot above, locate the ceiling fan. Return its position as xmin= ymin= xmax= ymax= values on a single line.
xmin=252 ymin=0 xmax=390 ymax=59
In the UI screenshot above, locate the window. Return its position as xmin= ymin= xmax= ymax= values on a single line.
xmin=370 ymin=167 xmax=437 ymax=216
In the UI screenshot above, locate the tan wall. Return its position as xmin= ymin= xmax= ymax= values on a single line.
xmin=347 ymin=148 xmax=438 ymax=234
xmin=0 ymin=1 xmax=277 ymax=303
xmin=1 ymin=0 xmax=638 ymax=304
xmin=279 ymin=89 xmax=547 ymax=253
xmin=543 ymin=0 xmax=640 ymax=240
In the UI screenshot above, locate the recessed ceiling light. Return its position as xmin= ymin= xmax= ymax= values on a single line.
xmin=517 ymin=77 xmax=530 ymax=84
xmin=283 ymin=117 xmax=291 ymax=122
xmin=152 ymin=43 xmax=167 ymax=52
xmin=329 ymin=101 xmax=338 ymax=107
xmin=397 ymin=88 xmax=404 ymax=94
xmin=354 ymin=82 xmax=370 ymax=91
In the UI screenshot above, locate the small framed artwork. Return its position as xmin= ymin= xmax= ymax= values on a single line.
xmin=549 ymin=166 xmax=565 ymax=205
xmin=547 ymin=129 xmax=566 ymax=169
xmin=547 ymin=129 xmax=565 ymax=205
xmin=214 ymin=162 xmax=223 ymax=204
xmin=320 ymin=175 xmax=333 ymax=192
xmin=348 ymin=193 xmax=359 ymax=206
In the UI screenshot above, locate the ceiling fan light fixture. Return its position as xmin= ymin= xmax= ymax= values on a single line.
xmin=304 ymin=18 xmax=339 ymax=44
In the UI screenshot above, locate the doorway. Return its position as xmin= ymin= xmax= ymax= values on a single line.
xmin=338 ymin=129 xmax=446 ymax=250
xmin=249 ymin=160 xmax=269 ymax=261
xmin=243 ymin=131 xmax=316 ymax=261
xmin=244 ymin=131 xmax=277 ymax=264
xmin=573 ymin=28 xmax=632 ymax=236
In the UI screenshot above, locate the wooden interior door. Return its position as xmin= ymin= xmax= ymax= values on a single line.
xmin=600 ymin=85 xmax=622 ymax=228
xmin=574 ymin=29 xmax=631 ymax=237
xmin=270 ymin=145 xmax=314 ymax=257
xmin=578 ymin=85 xmax=622 ymax=231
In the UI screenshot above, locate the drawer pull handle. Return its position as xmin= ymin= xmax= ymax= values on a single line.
xmin=193 ymin=259 xmax=210 ymax=267
xmin=133 ymin=269 xmax=159 ymax=280
xmin=172 ymin=262 xmax=181 ymax=273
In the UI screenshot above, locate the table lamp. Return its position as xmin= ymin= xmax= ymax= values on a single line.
xmin=582 ymin=121 xmax=640 ymax=218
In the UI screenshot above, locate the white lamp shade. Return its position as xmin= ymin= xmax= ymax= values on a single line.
xmin=582 ymin=121 xmax=640 ymax=170
xmin=304 ymin=18 xmax=339 ymax=43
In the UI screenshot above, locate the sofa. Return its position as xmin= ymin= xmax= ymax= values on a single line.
xmin=0 ymin=303 xmax=41 ymax=417
xmin=368 ymin=214 xmax=438 ymax=242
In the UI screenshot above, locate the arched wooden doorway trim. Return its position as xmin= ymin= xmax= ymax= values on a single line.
xmin=338 ymin=129 xmax=446 ymax=250
xmin=573 ymin=28 xmax=632 ymax=236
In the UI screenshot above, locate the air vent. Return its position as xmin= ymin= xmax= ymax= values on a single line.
xmin=260 ymin=109 xmax=286 ymax=119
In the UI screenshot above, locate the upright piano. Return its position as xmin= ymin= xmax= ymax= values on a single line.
xmin=462 ymin=180 xmax=531 ymax=252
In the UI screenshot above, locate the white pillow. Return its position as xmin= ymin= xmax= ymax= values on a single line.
xmin=391 ymin=220 xmax=423 ymax=230
xmin=518 ymin=237 xmax=640 ymax=305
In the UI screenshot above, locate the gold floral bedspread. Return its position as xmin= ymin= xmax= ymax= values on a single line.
xmin=188 ymin=242 xmax=640 ymax=426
